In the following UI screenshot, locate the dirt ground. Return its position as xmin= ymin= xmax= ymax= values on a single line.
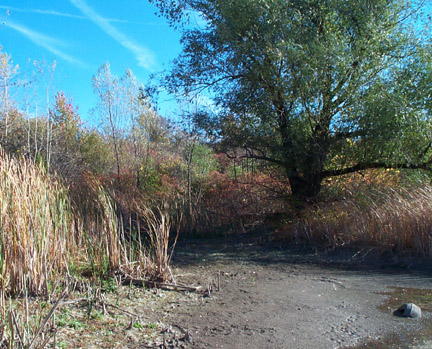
xmin=54 ymin=234 xmax=432 ymax=348
xmin=166 ymin=236 xmax=432 ymax=348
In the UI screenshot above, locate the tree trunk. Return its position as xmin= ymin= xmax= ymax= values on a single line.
xmin=285 ymin=143 xmax=326 ymax=207
xmin=275 ymin=95 xmax=328 ymax=205
xmin=288 ymin=172 xmax=323 ymax=203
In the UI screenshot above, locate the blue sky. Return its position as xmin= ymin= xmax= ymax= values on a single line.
xmin=0 ymin=1 xmax=183 ymax=126
xmin=1 ymin=1 xmax=430 ymax=128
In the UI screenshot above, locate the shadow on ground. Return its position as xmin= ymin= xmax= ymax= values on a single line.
xmin=173 ymin=231 xmax=432 ymax=275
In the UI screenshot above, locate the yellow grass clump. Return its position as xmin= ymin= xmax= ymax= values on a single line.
xmin=284 ymin=186 xmax=432 ymax=255
xmin=0 ymin=149 xmax=179 ymax=347
xmin=0 ymin=147 xmax=178 ymax=300
xmin=0 ymin=149 xmax=75 ymax=296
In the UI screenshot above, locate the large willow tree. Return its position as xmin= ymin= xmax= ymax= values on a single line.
xmin=151 ymin=0 xmax=432 ymax=202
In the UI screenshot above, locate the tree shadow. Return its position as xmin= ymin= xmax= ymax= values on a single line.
xmin=172 ymin=232 xmax=432 ymax=278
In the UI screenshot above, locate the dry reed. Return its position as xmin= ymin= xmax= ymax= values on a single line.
xmin=286 ymin=186 xmax=432 ymax=255
xmin=0 ymin=148 xmax=179 ymax=346
xmin=0 ymin=149 xmax=74 ymax=296
xmin=140 ymin=206 xmax=179 ymax=282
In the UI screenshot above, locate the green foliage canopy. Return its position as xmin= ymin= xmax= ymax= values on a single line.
xmin=153 ymin=0 xmax=432 ymax=201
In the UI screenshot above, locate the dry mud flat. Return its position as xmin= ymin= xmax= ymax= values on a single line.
xmin=168 ymin=238 xmax=432 ymax=348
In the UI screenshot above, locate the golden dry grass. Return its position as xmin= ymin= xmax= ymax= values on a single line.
xmin=284 ymin=186 xmax=432 ymax=255
xmin=0 ymin=149 xmax=179 ymax=346
xmin=0 ymin=149 xmax=74 ymax=296
xmin=0 ymin=148 xmax=176 ymax=295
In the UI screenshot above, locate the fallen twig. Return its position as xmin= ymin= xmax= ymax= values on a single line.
xmin=9 ymin=308 xmax=24 ymax=347
xmin=58 ymin=298 xmax=87 ymax=306
xmin=28 ymin=281 xmax=69 ymax=348
xmin=122 ymin=277 xmax=201 ymax=292
xmin=347 ymin=248 xmax=373 ymax=262
xmin=103 ymin=302 xmax=140 ymax=318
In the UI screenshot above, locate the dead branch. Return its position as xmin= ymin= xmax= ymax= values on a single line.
xmin=121 ymin=277 xmax=201 ymax=293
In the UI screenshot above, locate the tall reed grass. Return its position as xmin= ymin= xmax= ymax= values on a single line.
xmin=283 ymin=186 xmax=432 ymax=255
xmin=0 ymin=149 xmax=75 ymax=296
xmin=140 ymin=206 xmax=179 ymax=281
xmin=0 ymin=149 xmax=179 ymax=346
xmin=0 ymin=148 xmax=177 ymax=294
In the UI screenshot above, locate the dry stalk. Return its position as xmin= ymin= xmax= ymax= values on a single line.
xmin=296 ymin=186 xmax=432 ymax=255
xmin=140 ymin=205 xmax=180 ymax=282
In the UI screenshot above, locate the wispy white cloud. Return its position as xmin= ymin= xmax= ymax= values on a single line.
xmin=69 ymin=0 xmax=157 ymax=71
xmin=0 ymin=5 xmax=88 ymax=20
xmin=6 ymin=20 xmax=86 ymax=67
xmin=0 ymin=5 xmax=141 ymax=24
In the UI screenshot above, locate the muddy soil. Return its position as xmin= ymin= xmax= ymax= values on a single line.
xmin=167 ymin=236 xmax=432 ymax=348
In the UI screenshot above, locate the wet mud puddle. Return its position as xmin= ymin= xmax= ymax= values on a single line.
xmin=359 ymin=287 xmax=432 ymax=348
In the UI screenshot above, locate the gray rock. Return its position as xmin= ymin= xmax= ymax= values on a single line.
xmin=394 ymin=303 xmax=422 ymax=318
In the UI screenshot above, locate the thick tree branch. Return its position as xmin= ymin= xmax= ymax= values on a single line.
xmin=322 ymin=160 xmax=432 ymax=178
xmin=224 ymin=148 xmax=283 ymax=166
